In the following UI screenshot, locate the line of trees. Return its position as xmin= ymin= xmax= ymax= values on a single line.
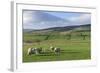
xmin=24 ymin=32 xmax=89 ymax=45
xmin=66 ymin=33 xmax=88 ymax=40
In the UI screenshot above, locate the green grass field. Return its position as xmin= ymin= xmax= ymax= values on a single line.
xmin=23 ymin=31 xmax=91 ymax=62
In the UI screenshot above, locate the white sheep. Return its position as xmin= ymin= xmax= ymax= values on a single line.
xmin=54 ymin=47 xmax=60 ymax=55
xmin=27 ymin=47 xmax=42 ymax=55
xmin=27 ymin=48 xmax=32 ymax=55
xmin=50 ymin=46 xmax=61 ymax=55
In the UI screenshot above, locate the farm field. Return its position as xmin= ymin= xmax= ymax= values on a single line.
xmin=23 ymin=30 xmax=91 ymax=62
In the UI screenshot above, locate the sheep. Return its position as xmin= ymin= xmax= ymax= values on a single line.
xmin=54 ymin=47 xmax=60 ymax=55
xmin=34 ymin=47 xmax=42 ymax=54
xmin=27 ymin=47 xmax=42 ymax=55
xmin=27 ymin=47 xmax=60 ymax=55
xmin=50 ymin=46 xmax=61 ymax=55
xmin=34 ymin=48 xmax=39 ymax=55
xmin=27 ymin=48 xmax=33 ymax=55
xmin=50 ymin=46 xmax=55 ymax=51
xmin=31 ymin=48 xmax=35 ymax=54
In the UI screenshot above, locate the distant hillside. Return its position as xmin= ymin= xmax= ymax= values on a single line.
xmin=23 ymin=29 xmax=34 ymax=32
xmin=41 ymin=24 xmax=90 ymax=32
xmin=23 ymin=24 xmax=91 ymax=33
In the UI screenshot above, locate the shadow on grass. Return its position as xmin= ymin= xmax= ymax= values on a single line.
xmin=61 ymin=51 xmax=81 ymax=54
xmin=28 ymin=50 xmax=81 ymax=56
xmin=34 ymin=52 xmax=58 ymax=56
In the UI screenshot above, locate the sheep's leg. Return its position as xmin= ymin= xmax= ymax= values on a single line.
xmin=35 ymin=50 xmax=39 ymax=55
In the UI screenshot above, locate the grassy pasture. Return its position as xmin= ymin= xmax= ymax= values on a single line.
xmin=23 ymin=31 xmax=91 ymax=62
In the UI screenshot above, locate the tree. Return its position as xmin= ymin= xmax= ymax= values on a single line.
xmin=80 ymin=33 xmax=87 ymax=40
xmin=44 ymin=35 xmax=50 ymax=40
xmin=66 ymin=34 xmax=71 ymax=40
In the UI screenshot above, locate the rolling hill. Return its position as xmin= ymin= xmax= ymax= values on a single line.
xmin=23 ymin=24 xmax=91 ymax=33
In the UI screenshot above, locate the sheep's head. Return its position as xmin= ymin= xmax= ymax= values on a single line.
xmin=50 ymin=46 xmax=55 ymax=50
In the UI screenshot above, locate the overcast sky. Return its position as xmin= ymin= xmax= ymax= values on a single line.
xmin=23 ymin=10 xmax=91 ymax=29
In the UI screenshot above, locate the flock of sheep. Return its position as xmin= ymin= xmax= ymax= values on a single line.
xmin=27 ymin=46 xmax=61 ymax=55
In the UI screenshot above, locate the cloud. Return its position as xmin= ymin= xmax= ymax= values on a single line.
xmin=23 ymin=11 xmax=70 ymax=29
xmin=23 ymin=11 xmax=33 ymax=24
xmin=23 ymin=10 xmax=91 ymax=29
xmin=23 ymin=11 xmax=40 ymax=24
xmin=69 ymin=14 xmax=91 ymax=25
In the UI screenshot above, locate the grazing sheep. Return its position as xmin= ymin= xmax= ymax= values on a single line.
xmin=50 ymin=46 xmax=61 ymax=55
xmin=34 ymin=48 xmax=39 ymax=55
xmin=54 ymin=47 xmax=60 ymax=55
xmin=34 ymin=47 xmax=42 ymax=54
xmin=27 ymin=47 xmax=42 ymax=55
xmin=27 ymin=48 xmax=32 ymax=55
xmin=31 ymin=48 xmax=35 ymax=54
xmin=50 ymin=46 xmax=55 ymax=51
